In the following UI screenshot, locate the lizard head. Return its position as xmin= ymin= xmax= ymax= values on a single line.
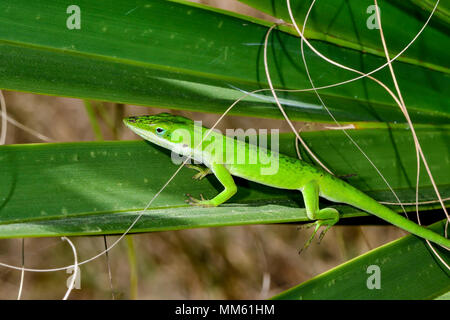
xmin=123 ymin=113 xmax=196 ymax=150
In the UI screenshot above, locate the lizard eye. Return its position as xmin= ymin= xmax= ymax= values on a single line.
xmin=155 ymin=127 xmax=166 ymax=135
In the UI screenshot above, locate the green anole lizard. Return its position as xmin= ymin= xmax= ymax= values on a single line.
xmin=123 ymin=113 xmax=450 ymax=248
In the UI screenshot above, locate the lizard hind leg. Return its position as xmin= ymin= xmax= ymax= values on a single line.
xmin=298 ymin=181 xmax=339 ymax=254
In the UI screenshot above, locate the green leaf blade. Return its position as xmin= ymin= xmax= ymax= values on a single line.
xmin=0 ymin=0 xmax=448 ymax=123
xmin=272 ymin=220 xmax=450 ymax=300
xmin=0 ymin=126 xmax=448 ymax=238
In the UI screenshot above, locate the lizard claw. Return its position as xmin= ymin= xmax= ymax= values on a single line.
xmin=185 ymin=193 xmax=213 ymax=207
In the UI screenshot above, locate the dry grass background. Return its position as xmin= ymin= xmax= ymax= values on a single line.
xmin=0 ymin=0 xmax=405 ymax=299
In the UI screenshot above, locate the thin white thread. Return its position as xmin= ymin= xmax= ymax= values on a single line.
xmin=17 ymin=268 xmax=25 ymax=299
xmin=373 ymin=0 xmax=449 ymax=223
xmin=324 ymin=125 xmax=355 ymax=130
xmin=6 ymin=115 xmax=54 ymax=142
xmin=103 ymin=236 xmax=115 ymax=299
xmin=380 ymin=197 xmax=450 ymax=206
xmin=229 ymin=0 xmax=441 ymax=98
xmin=61 ymin=237 xmax=78 ymax=300
xmin=17 ymin=239 xmax=25 ymax=300
xmin=373 ymin=1 xmax=449 ymax=264
xmin=0 ymin=91 xmax=53 ymax=142
xmin=283 ymin=0 xmax=440 ymax=98
xmin=294 ymin=127 xmax=303 ymax=161
xmin=373 ymin=0 xmax=449 ymax=231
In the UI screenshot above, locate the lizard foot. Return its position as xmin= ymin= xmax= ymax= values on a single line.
xmin=185 ymin=193 xmax=215 ymax=207
xmin=298 ymin=210 xmax=339 ymax=255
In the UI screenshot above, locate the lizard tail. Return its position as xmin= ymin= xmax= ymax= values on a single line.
xmin=321 ymin=178 xmax=450 ymax=248
xmin=349 ymin=189 xmax=450 ymax=249
xmin=364 ymin=198 xmax=449 ymax=248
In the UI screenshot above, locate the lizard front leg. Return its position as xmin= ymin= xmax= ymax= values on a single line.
xmin=187 ymin=162 xmax=237 ymax=207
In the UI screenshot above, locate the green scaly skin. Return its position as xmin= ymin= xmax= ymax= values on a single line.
xmin=123 ymin=113 xmax=450 ymax=248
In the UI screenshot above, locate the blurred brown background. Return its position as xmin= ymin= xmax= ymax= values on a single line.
xmin=0 ymin=0 xmax=404 ymax=299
